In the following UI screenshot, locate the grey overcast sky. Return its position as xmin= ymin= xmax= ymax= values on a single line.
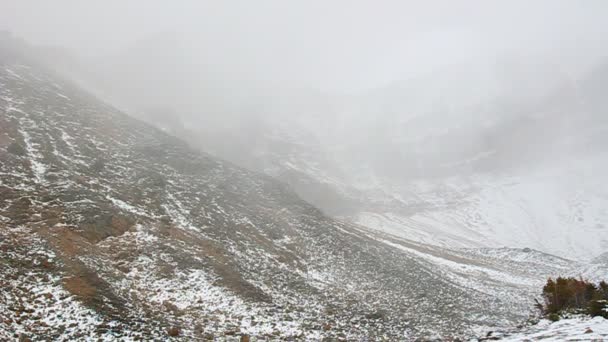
xmin=1 ymin=0 xmax=608 ymax=91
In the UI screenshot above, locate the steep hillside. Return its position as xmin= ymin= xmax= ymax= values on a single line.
xmin=0 ymin=40 xmax=576 ymax=340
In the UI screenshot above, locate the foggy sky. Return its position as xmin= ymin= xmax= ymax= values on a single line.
xmin=2 ymin=0 xmax=608 ymax=91
xmin=2 ymin=1 xmax=608 ymax=240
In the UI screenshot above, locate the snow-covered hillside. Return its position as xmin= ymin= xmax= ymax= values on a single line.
xmin=356 ymin=155 xmax=608 ymax=261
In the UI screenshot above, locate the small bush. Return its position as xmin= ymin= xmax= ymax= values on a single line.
xmin=589 ymin=300 xmax=608 ymax=318
xmin=167 ymin=326 xmax=180 ymax=337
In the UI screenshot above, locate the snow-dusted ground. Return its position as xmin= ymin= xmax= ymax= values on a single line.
xmin=495 ymin=316 xmax=608 ymax=341
xmin=0 ymin=226 xmax=147 ymax=341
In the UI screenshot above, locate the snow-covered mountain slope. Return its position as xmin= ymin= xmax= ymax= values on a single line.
xmin=0 ymin=38 xmax=583 ymax=340
xmin=581 ymin=252 xmax=608 ymax=283
xmin=356 ymin=156 xmax=608 ymax=261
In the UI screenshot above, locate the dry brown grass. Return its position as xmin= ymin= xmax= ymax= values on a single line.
xmin=63 ymin=276 xmax=97 ymax=299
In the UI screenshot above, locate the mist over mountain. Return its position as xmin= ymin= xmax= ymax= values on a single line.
xmin=47 ymin=29 xmax=608 ymax=260
xmin=1 ymin=1 xmax=608 ymax=340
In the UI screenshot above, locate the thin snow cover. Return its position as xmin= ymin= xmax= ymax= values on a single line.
xmin=357 ymin=212 xmax=486 ymax=249
xmin=583 ymin=264 xmax=608 ymax=283
xmin=51 ymin=145 xmax=88 ymax=167
xmin=56 ymin=92 xmax=70 ymax=100
xmin=499 ymin=316 xmax=608 ymax=341
xmin=119 ymin=257 xmax=317 ymax=337
xmin=27 ymin=276 xmax=105 ymax=334
xmin=302 ymin=268 xmax=335 ymax=289
xmin=240 ymin=314 xmax=305 ymax=338
xmin=57 ymin=128 xmax=83 ymax=158
xmin=273 ymin=235 xmax=293 ymax=245
xmin=19 ymin=125 xmax=47 ymax=184
xmin=161 ymin=192 xmax=200 ymax=231
xmin=4 ymin=67 xmax=24 ymax=80
xmin=145 ymin=268 xmax=247 ymax=312
xmin=84 ymin=134 xmax=109 ymax=151
xmin=0 ymin=226 xmax=123 ymax=341
xmin=100 ymin=225 xmax=158 ymax=245
xmin=378 ymin=237 xmax=538 ymax=292
xmin=60 ymin=129 xmax=75 ymax=146
xmin=106 ymin=195 xmax=148 ymax=216
xmin=134 ymin=224 xmax=158 ymax=243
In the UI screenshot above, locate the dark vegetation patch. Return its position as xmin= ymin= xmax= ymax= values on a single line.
xmin=539 ymin=277 xmax=608 ymax=321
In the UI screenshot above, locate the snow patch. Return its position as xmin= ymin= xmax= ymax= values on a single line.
xmin=501 ymin=316 xmax=608 ymax=341
xmin=106 ymin=195 xmax=148 ymax=216
xmin=19 ymin=126 xmax=47 ymax=183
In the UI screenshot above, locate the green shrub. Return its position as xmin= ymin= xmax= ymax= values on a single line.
xmin=588 ymin=300 xmax=608 ymax=318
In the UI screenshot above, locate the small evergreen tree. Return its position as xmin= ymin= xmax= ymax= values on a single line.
xmin=588 ymin=298 xmax=608 ymax=318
